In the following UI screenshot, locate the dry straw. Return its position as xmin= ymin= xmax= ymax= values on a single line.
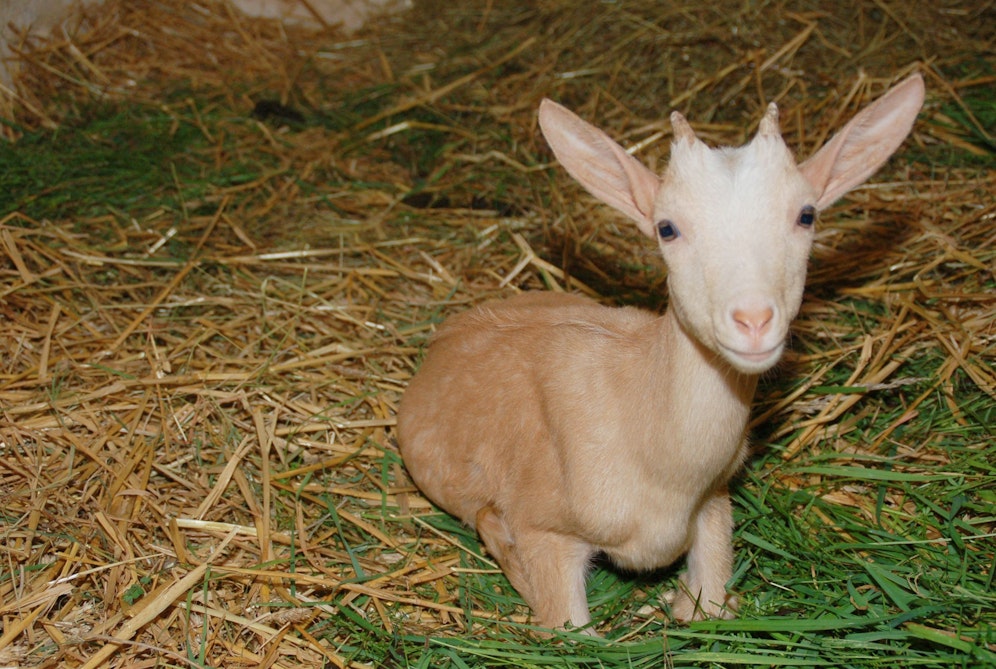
xmin=1 ymin=1 xmax=993 ymax=667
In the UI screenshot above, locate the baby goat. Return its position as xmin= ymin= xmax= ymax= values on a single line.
xmin=397 ymin=74 xmax=925 ymax=631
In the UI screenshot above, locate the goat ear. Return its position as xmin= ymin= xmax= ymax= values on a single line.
xmin=801 ymin=73 xmax=925 ymax=210
xmin=539 ymin=99 xmax=661 ymax=238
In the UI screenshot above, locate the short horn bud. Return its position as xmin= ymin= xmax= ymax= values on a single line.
xmin=758 ymin=102 xmax=780 ymax=137
xmin=670 ymin=111 xmax=697 ymax=144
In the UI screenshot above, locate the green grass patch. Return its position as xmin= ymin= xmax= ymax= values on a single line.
xmin=1 ymin=102 xmax=276 ymax=222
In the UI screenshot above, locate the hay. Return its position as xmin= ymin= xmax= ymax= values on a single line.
xmin=1 ymin=0 xmax=994 ymax=666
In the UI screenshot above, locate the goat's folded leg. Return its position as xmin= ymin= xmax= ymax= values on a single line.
xmin=477 ymin=505 xmax=595 ymax=632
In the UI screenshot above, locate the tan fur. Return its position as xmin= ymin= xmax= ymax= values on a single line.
xmin=396 ymin=74 xmax=925 ymax=631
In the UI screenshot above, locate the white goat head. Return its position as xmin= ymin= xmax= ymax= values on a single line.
xmin=538 ymin=74 xmax=925 ymax=374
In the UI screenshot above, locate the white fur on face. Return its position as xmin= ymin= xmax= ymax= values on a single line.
xmin=657 ymin=134 xmax=817 ymax=374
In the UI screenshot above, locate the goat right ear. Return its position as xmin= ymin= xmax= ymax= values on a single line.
xmin=539 ymin=99 xmax=661 ymax=238
xmin=801 ymin=73 xmax=925 ymax=210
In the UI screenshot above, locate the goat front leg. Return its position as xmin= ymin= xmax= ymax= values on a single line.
xmin=665 ymin=486 xmax=738 ymax=622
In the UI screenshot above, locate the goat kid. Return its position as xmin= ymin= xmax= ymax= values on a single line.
xmin=397 ymin=73 xmax=925 ymax=631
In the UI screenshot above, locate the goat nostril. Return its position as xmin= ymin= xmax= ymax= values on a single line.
xmin=732 ymin=307 xmax=775 ymax=336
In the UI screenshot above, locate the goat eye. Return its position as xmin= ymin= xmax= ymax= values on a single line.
xmin=797 ymin=205 xmax=816 ymax=228
xmin=656 ymin=220 xmax=680 ymax=241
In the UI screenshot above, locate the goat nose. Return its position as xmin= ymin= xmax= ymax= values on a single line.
xmin=732 ymin=305 xmax=774 ymax=338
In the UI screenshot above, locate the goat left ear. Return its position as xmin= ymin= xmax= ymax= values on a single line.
xmin=800 ymin=73 xmax=925 ymax=210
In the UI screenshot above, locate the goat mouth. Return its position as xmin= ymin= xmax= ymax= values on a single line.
xmin=720 ymin=344 xmax=784 ymax=371
xmin=736 ymin=350 xmax=778 ymax=362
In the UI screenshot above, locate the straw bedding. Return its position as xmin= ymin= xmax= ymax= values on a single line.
xmin=1 ymin=1 xmax=993 ymax=667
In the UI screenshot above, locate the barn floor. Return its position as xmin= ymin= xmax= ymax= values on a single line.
xmin=1 ymin=1 xmax=994 ymax=667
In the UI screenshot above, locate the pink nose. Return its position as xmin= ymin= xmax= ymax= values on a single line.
xmin=732 ymin=306 xmax=774 ymax=339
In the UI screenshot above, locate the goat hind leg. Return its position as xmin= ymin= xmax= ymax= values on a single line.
xmin=476 ymin=506 xmax=593 ymax=631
